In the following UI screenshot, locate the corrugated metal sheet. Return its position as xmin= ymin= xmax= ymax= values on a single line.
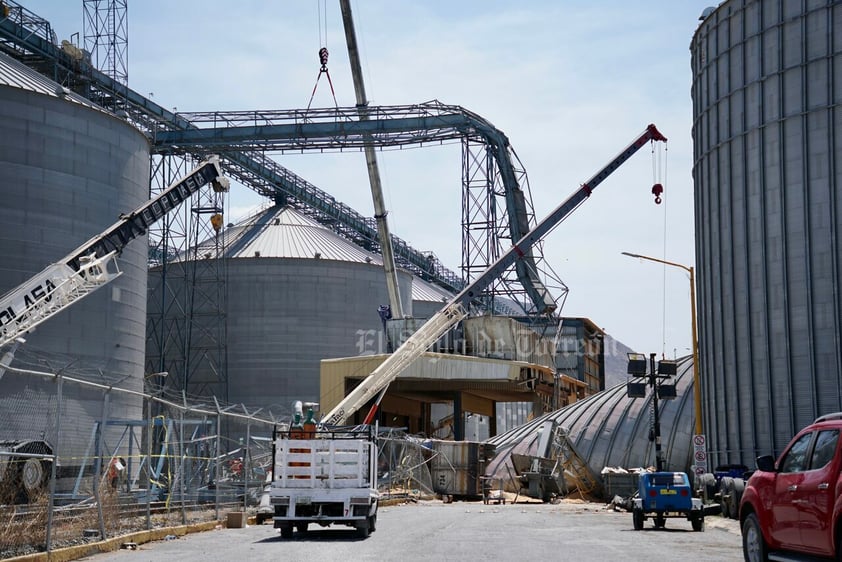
xmin=0 ymin=51 xmax=106 ymax=113
xmin=486 ymin=356 xmax=695 ymax=491
xmin=208 ymin=205 xmax=384 ymax=264
xmin=188 ymin=204 xmax=455 ymax=304
xmin=463 ymin=316 xmax=555 ymax=368
xmin=412 ymin=276 xmax=453 ymax=303
xmin=691 ymin=0 xmax=842 ymax=465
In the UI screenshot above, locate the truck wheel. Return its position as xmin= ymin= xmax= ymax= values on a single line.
xmin=698 ymin=473 xmax=716 ymax=502
xmin=719 ymin=476 xmax=733 ymax=518
xmin=633 ymin=508 xmax=644 ymax=530
xmin=732 ymin=478 xmax=745 ymax=518
xmin=742 ymin=513 xmax=768 ymax=562
xmin=356 ymin=522 xmax=370 ymax=539
xmin=295 ymin=522 xmax=308 ymax=533
xmin=654 ymin=515 xmax=666 ymax=529
xmin=20 ymin=458 xmax=48 ymax=501
xmin=691 ymin=514 xmax=704 ymax=532
xmin=280 ymin=526 xmax=293 ymax=539
xmin=725 ymin=478 xmax=740 ymax=519
xmin=368 ymin=514 xmax=377 ymax=533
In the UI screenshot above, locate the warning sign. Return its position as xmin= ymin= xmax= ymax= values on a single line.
xmin=693 ymin=434 xmax=707 ymax=475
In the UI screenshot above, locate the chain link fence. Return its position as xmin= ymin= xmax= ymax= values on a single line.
xmin=0 ymin=350 xmax=445 ymax=558
xmin=0 ymin=351 xmax=280 ymax=558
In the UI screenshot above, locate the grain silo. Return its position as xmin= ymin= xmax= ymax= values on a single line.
xmin=147 ymin=204 xmax=420 ymax=416
xmin=691 ymin=0 xmax=842 ymax=464
xmin=0 ymin=52 xmax=150 ymax=475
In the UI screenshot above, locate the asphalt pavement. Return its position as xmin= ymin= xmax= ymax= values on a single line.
xmin=78 ymin=499 xmax=745 ymax=562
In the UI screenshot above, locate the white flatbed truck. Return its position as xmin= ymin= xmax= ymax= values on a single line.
xmin=270 ymin=425 xmax=378 ymax=538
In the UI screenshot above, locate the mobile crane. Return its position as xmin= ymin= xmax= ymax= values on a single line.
xmin=269 ymin=124 xmax=667 ymax=537
xmin=0 ymin=156 xmax=229 ymax=351
xmin=320 ymin=123 xmax=667 ymax=427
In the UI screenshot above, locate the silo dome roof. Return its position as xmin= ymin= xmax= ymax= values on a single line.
xmin=185 ymin=204 xmax=457 ymax=302
xmin=412 ymin=276 xmax=453 ymax=303
xmin=0 ymin=51 xmax=106 ymax=113
xmin=192 ymin=204 xmax=385 ymax=264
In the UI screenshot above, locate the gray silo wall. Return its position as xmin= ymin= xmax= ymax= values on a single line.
xmin=412 ymin=300 xmax=448 ymax=320
xmin=148 ymin=257 xmax=413 ymax=418
xmin=691 ymin=0 xmax=842 ymax=464
xmin=0 ymin=85 xmax=150 ymax=460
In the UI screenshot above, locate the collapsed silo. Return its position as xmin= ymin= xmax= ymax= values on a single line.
xmin=0 ymin=52 xmax=150 ymax=489
xmin=147 ymin=204 xmax=421 ymax=417
xmin=486 ymin=356 xmax=696 ymax=496
xmin=691 ymin=0 xmax=842 ymax=464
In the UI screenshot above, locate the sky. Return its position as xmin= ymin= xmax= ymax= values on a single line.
xmin=22 ymin=0 xmax=712 ymax=359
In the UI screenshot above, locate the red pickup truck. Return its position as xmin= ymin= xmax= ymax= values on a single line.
xmin=740 ymin=413 xmax=842 ymax=560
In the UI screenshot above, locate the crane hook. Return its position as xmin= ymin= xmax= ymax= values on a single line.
xmin=319 ymin=47 xmax=329 ymax=71
xmin=651 ymin=183 xmax=664 ymax=205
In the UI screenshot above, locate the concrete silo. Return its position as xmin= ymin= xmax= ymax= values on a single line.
xmin=691 ymin=0 xmax=842 ymax=464
xmin=0 ymin=53 xmax=150 ymax=469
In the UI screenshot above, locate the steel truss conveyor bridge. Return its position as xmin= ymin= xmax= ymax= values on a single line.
xmin=0 ymin=0 xmax=558 ymax=316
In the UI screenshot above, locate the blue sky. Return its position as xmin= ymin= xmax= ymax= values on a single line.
xmin=23 ymin=0 xmax=712 ymax=358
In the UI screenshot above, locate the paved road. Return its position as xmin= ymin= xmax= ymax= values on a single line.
xmin=84 ymin=501 xmax=745 ymax=562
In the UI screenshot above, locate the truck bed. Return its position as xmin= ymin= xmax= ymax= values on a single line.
xmin=270 ymin=427 xmax=379 ymax=538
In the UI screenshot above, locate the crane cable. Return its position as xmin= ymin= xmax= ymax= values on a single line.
xmin=651 ymin=140 xmax=670 ymax=358
xmin=306 ymin=0 xmax=338 ymax=111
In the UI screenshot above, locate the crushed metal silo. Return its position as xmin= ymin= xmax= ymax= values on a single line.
xmin=691 ymin=0 xmax=842 ymax=464
xmin=147 ymin=204 xmax=418 ymax=416
xmin=0 ymin=53 xmax=150 ymax=465
xmin=486 ymin=356 xmax=695 ymax=498
xmin=411 ymin=277 xmax=453 ymax=318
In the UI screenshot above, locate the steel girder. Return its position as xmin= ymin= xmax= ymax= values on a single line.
xmin=154 ymin=103 xmax=555 ymax=314
xmin=0 ymin=8 xmax=553 ymax=312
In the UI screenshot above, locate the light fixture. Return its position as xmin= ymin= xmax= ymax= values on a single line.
xmin=627 ymin=353 xmax=647 ymax=376
xmin=627 ymin=382 xmax=647 ymax=398
xmin=657 ymin=360 xmax=677 ymax=377
xmin=658 ymin=384 xmax=677 ymax=400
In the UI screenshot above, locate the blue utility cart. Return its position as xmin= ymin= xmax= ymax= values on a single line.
xmin=632 ymin=472 xmax=704 ymax=531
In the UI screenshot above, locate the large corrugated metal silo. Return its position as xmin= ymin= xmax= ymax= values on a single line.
xmin=147 ymin=205 xmax=417 ymax=416
xmin=0 ymin=53 xmax=150 ymax=456
xmin=691 ymin=0 xmax=842 ymax=464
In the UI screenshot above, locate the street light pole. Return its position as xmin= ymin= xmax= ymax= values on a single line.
xmin=621 ymin=252 xmax=703 ymax=436
xmin=649 ymin=353 xmax=664 ymax=472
